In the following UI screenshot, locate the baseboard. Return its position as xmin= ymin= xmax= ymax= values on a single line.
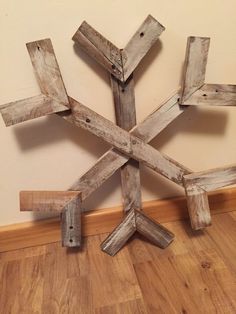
xmin=1 ymin=187 xmax=236 ymax=252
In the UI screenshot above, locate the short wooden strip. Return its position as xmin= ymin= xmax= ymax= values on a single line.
xmin=100 ymin=209 xmax=136 ymax=256
xmin=183 ymin=84 xmax=236 ymax=106
xmin=0 ymin=95 xmax=67 ymax=126
xmin=180 ymin=37 xmax=210 ymax=103
xmin=111 ymin=74 xmax=142 ymax=212
xmin=61 ymin=195 xmax=81 ymax=247
xmin=122 ymin=15 xmax=165 ymax=81
xmin=70 ymin=97 xmax=190 ymax=185
xmin=66 ymin=93 xmax=187 ymax=197
xmin=184 ymin=165 xmax=236 ymax=192
xmin=20 ymin=191 xmax=80 ymax=212
xmin=135 ymin=210 xmax=174 ymax=248
xmin=72 ymin=25 xmax=123 ymax=81
xmin=183 ymin=183 xmax=211 ymax=230
xmin=26 ymin=39 xmax=69 ymax=105
xmin=201 ymin=84 xmax=236 ymax=93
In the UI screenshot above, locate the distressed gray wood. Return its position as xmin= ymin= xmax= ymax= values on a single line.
xmin=183 ymin=181 xmax=211 ymax=230
xmin=72 ymin=23 xmax=123 ymax=81
xmin=26 ymin=39 xmax=70 ymax=105
xmin=61 ymin=195 xmax=82 ymax=247
xmin=20 ymin=191 xmax=80 ymax=212
xmin=122 ymin=15 xmax=165 ymax=81
xmin=184 ymin=165 xmax=236 ymax=192
xmin=100 ymin=209 xmax=136 ymax=256
xmin=111 ymin=74 xmax=141 ymax=212
xmin=136 ymin=210 xmax=174 ymax=248
xmin=180 ymin=37 xmax=210 ymax=103
xmin=0 ymin=94 xmax=67 ymax=126
xmin=183 ymin=84 xmax=236 ymax=106
xmin=69 ymin=97 xmax=190 ymax=185
xmin=67 ymin=93 xmax=186 ymax=198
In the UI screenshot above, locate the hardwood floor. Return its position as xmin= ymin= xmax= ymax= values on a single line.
xmin=0 ymin=212 xmax=236 ymax=313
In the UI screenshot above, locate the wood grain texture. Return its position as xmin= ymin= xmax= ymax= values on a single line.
xmin=61 ymin=195 xmax=81 ymax=247
xmin=69 ymin=97 xmax=190 ymax=185
xmin=0 ymin=94 xmax=67 ymax=126
xmin=136 ymin=210 xmax=174 ymax=248
xmin=68 ymin=92 xmax=185 ymax=198
xmin=20 ymin=191 xmax=80 ymax=212
xmin=72 ymin=23 xmax=123 ymax=81
xmin=183 ymin=83 xmax=236 ymax=106
xmin=1 ymin=187 xmax=236 ymax=252
xmin=122 ymin=15 xmax=165 ymax=81
xmin=101 ymin=209 xmax=136 ymax=256
xmin=180 ymin=36 xmax=210 ymax=103
xmin=1 ymin=213 xmax=236 ymax=313
xmin=111 ymin=74 xmax=142 ymax=212
xmin=26 ymin=39 xmax=69 ymax=105
xmin=184 ymin=164 xmax=236 ymax=192
xmin=184 ymin=182 xmax=211 ymax=230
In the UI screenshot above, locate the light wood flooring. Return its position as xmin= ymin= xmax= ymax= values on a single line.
xmin=1 ymin=211 xmax=236 ymax=313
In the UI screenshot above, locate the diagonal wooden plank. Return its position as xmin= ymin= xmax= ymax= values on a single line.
xmin=182 ymin=84 xmax=236 ymax=106
xmin=67 ymin=93 xmax=186 ymax=198
xmin=122 ymin=15 xmax=165 ymax=81
xmin=0 ymin=95 xmax=67 ymax=126
xmin=135 ymin=209 xmax=174 ymax=248
xmin=69 ymin=97 xmax=190 ymax=185
xmin=180 ymin=36 xmax=210 ymax=103
xmin=61 ymin=195 xmax=82 ymax=247
xmin=100 ymin=209 xmax=136 ymax=256
xmin=72 ymin=22 xmax=123 ymax=81
xmin=20 ymin=191 xmax=80 ymax=212
xmin=26 ymin=39 xmax=70 ymax=105
xmin=111 ymin=74 xmax=141 ymax=213
xmin=184 ymin=164 xmax=236 ymax=192
xmin=183 ymin=181 xmax=211 ymax=230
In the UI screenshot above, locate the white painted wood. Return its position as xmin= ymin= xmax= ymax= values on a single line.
xmin=122 ymin=15 xmax=165 ymax=81
xmin=180 ymin=37 xmax=210 ymax=102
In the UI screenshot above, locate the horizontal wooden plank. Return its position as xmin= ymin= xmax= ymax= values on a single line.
xmin=69 ymin=97 xmax=190 ymax=185
xmin=182 ymin=84 xmax=236 ymax=106
xmin=184 ymin=165 xmax=236 ymax=192
xmin=20 ymin=191 xmax=80 ymax=212
xmin=0 ymin=94 xmax=67 ymax=126
xmin=72 ymin=23 xmax=123 ymax=81
xmin=122 ymin=15 xmax=165 ymax=81
xmin=1 ymin=187 xmax=236 ymax=252
xmin=180 ymin=36 xmax=210 ymax=103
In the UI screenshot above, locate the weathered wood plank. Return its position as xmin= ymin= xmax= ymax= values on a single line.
xmin=20 ymin=191 xmax=80 ymax=212
xmin=69 ymin=97 xmax=190 ymax=185
xmin=100 ymin=209 xmax=136 ymax=256
xmin=0 ymin=95 xmax=67 ymax=126
xmin=72 ymin=24 xmax=123 ymax=81
xmin=182 ymin=84 xmax=236 ymax=106
xmin=61 ymin=195 xmax=81 ymax=247
xmin=111 ymin=74 xmax=142 ymax=212
xmin=135 ymin=210 xmax=174 ymax=248
xmin=183 ymin=182 xmax=211 ymax=230
xmin=184 ymin=165 xmax=236 ymax=192
xmin=66 ymin=93 xmax=187 ymax=197
xmin=122 ymin=15 xmax=165 ymax=81
xmin=26 ymin=39 xmax=70 ymax=105
xmin=180 ymin=37 xmax=210 ymax=103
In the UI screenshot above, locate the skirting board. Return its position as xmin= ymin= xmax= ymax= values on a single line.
xmin=1 ymin=187 xmax=236 ymax=252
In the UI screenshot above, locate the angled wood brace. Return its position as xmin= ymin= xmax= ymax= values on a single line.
xmin=20 ymin=191 xmax=82 ymax=247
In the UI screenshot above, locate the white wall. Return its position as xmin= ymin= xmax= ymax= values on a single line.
xmin=0 ymin=0 xmax=236 ymax=225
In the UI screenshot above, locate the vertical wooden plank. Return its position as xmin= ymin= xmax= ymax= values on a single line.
xmin=184 ymin=182 xmax=211 ymax=230
xmin=110 ymin=74 xmax=142 ymax=213
xmin=61 ymin=195 xmax=82 ymax=247
xmin=180 ymin=37 xmax=210 ymax=103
